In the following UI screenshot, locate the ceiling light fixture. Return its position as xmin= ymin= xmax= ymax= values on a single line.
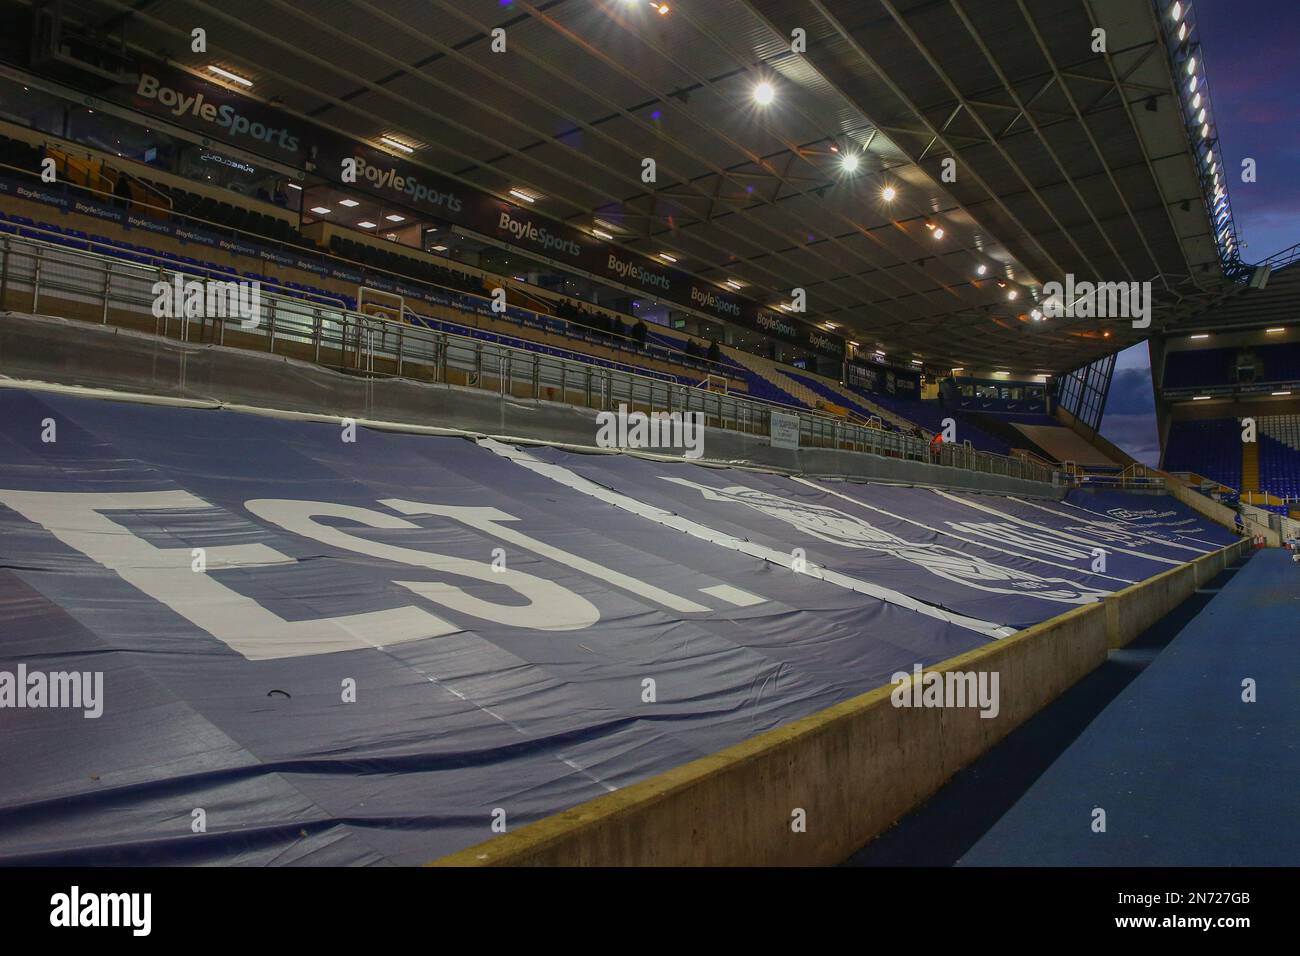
xmin=207 ymin=65 xmax=252 ymax=87
xmin=380 ymin=136 xmax=414 ymax=154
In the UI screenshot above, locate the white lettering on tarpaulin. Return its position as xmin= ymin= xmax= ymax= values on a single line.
xmin=0 ymin=489 xmax=691 ymax=660
xmin=134 ymin=72 xmax=300 ymax=153
xmin=496 ymin=211 xmax=582 ymax=258
xmin=474 ymin=436 xmax=1013 ymax=639
xmin=661 ymin=477 xmax=1112 ymax=605
xmin=49 ymin=886 xmax=151 ymax=936
xmin=0 ymin=489 xmax=449 ymax=661
xmin=770 ymin=411 xmax=801 ymax=450
xmin=606 ymin=253 xmax=672 ymax=290
xmin=351 ymin=156 xmax=464 ymax=213
xmin=243 ymin=499 xmax=599 ymax=630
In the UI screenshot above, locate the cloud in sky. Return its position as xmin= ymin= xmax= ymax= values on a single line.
xmin=1100 ymin=346 xmax=1159 ymax=466
xmin=1195 ymin=0 xmax=1300 ymax=259
xmin=1103 ymin=414 xmax=1163 ymax=468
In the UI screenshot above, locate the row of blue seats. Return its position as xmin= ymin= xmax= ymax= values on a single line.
xmin=0 ymin=213 xmax=710 ymax=389
xmin=1260 ymin=434 xmax=1300 ymax=499
xmin=1164 ymin=344 xmax=1300 ymax=389
xmin=1163 ymin=419 xmax=1242 ymax=490
xmin=2 ymin=193 xmax=736 ymax=383
xmin=853 ymin=388 xmax=1012 ymax=455
xmin=784 ymin=370 xmax=900 ymax=431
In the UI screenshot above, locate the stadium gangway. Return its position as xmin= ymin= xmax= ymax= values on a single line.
xmin=0 ymin=231 xmax=1058 ymax=486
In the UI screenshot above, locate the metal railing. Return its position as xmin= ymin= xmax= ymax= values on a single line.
xmin=0 ymin=157 xmax=740 ymax=384
xmin=0 ymin=230 xmax=1059 ymax=484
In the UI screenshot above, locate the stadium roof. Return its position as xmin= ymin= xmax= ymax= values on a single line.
xmin=72 ymin=0 xmax=1244 ymax=374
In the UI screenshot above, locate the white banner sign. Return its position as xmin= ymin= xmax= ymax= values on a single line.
xmin=770 ymin=411 xmax=801 ymax=450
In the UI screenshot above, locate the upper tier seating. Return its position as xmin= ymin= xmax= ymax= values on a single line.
xmin=1 ymin=135 xmax=738 ymax=387
xmin=1164 ymin=344 xmax=1300 ymax=389
xmin=1259 ymin=417 xmax=1300 ymax=499
xmin=0 ymin=211 xmax=731 ymax=391
xmin=1163 ymin=418 xmax=1243 ymax=491
xmin=784 ymin=370 xmax=896 ymax=428
xmin=137 ymin=178 xmax=308 ymax=248
xmin=854 ymin=389 xmax=1011 ymax=454
xmin=1164 ymin=415 xmax=1300 ymax=500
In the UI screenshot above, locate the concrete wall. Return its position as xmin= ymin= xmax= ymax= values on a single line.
xmin=434 ymin=539 xmax=1247 ymax=867
xmin=1166 ymin=478 xmax=1280 ymax=546
xmin=1103 ymin=564 xmax=1196 ymax=649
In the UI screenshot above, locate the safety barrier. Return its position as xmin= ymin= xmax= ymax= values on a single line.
xmin=0 ymin=231 xmax=1058 ymax=486
xmin=432 ymin=537 xmax=1250 ymax=866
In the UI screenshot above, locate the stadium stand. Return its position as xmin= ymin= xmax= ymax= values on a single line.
xmin=1164 ymin=343 xmax=1300 ymax=389
xmin=0 ymin=0 xmax=1289 ymax=883
xmin=1162 ymin=415 xmax=1299 ymax=505
xmin=0 ymin=203 xmax=746 ymax=392
xmin=1163 ymin=419 xmax=1245 ymax=491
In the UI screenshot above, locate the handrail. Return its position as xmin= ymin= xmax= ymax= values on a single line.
xmin=1261 ymin=240 xmax=1300 ymax=270
xmin=0 ymin=219 xmax=349 ymax=311
xmin=402 ymin=303 xmax=678 ymax=386
xmin=0 ymin=230 xmax=1068 ymax=483
xmin=0 ymin=156 xmax=739 ymax=383
xmin=0 ymin=207 xmax=1060 ymax=485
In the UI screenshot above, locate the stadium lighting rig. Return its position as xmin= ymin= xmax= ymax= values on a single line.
xmin=1162 ymin=1 xmax=1239 ymax=265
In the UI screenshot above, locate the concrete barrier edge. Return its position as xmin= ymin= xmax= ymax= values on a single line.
xmin=430 ymin=541 xmax=1243 ymax=867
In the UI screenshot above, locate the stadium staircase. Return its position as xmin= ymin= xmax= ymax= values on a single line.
xmin=722 ymin=347 xmax=825 ymax=412
xmin=787 ymin=370 xmax=919 ymax=433
xmin=1242 ymin=439 xmax=1260 ymax=493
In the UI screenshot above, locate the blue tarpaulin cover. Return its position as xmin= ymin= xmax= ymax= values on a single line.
xmin=0 ymin=389 xmax=1235 ymax=864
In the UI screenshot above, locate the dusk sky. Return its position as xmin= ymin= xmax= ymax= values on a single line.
xmin=1099 ymin=0 xmax=1300 ymax=467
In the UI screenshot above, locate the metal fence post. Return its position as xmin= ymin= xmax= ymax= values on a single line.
xmin=0 ymin=236 xmax=9 ymax=311
xmin=31 ymin=244 xmax=43 ymax=314
xmin=101 ymin=261 xmax=112 ymax=324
